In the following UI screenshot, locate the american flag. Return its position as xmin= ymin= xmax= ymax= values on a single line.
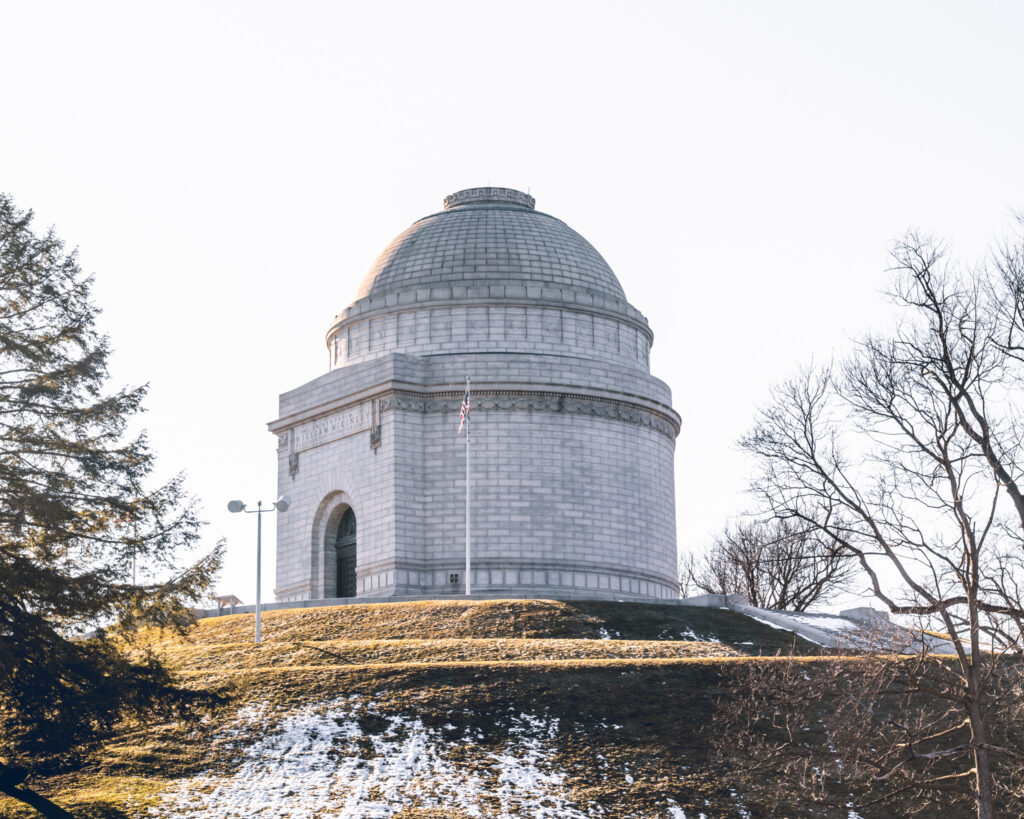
xmin=458 ymin=382 xmax=470 ymax=435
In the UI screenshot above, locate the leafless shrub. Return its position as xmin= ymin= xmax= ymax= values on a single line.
xmin=684 ymin=518 xmax=855 ymax=610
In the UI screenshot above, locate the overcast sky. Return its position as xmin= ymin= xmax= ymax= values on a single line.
xmin=2 ymin=1 xmax=1022 ymax=608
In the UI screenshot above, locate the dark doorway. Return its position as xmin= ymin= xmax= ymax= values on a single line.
xmin=335 ymin=508 xmax=357 ymax=597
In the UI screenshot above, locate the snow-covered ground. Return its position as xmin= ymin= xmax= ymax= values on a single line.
xmin=786 ymin=613 xmax=858 ymax=633
xmin=744 ymin=610 xmax=872 ymax=648
xmin=153 ymin=698 xmax=686 ymax=818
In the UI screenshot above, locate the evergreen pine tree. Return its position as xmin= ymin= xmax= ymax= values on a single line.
xmin=0 ymin=194 xmax=222 ymax=817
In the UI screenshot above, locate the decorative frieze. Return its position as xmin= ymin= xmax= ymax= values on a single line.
xmin=291 ymin=402 xmax=372 ymax=454
xmin=276 ymin=384 xmax=678 ymax=460
xmin=387 ymin=388 xmax=678 ymax=438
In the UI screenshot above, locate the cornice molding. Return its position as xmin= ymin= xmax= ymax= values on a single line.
xmin=275 ymin=389 xmax=679 ymax=453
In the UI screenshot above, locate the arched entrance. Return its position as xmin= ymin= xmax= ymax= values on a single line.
xmin=335 ymin=507 xmax=357 ymax=598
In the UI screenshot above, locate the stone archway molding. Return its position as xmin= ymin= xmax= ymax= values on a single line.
xmin=310 ymin=489 xmax=355 ymax=599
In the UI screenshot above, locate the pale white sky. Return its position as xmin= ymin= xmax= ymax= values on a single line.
xmin=2 ymin=1 xmax=1022 ymax=608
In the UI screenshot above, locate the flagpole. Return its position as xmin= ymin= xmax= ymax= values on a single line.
xmin=465 ymin=376 xmax=471 ymax=596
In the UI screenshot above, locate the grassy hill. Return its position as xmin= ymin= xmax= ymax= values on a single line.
xmin=1 ymin=600 xmax=876 ymax=819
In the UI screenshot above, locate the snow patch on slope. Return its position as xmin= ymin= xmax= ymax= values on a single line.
xmin=154 ymin=698 xmax=682 ymax=818
xmin=786 ymin=613 xmax=857 ymax=633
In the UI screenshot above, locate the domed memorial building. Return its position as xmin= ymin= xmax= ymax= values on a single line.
xmin=269 ymin=188 xmax=680 ymax=602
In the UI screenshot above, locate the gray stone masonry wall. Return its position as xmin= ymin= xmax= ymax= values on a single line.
xmin=271 ymin=188 xmax=680 ymax=603
xmin=330 ymin=301 xmax=652 ymax=372
xmin=273 ymin=408 xmax=397 ymax=601
xmin=272 ymin=351 xmax=679 ymax=601
xmin=398 ymin=393 xmax=677 ymax=599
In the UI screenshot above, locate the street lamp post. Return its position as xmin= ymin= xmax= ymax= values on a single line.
xmin=227 ymin=495 xmax=290 ymax=643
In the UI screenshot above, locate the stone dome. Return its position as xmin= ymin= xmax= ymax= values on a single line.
xmin=354 ymin=187 xmax=627 ymax=302
xmin=326 ymin=188 xmax=653 ymax=372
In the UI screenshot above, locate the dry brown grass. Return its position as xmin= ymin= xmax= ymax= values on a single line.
xmin=158 ymin=635 xmax=741 ymax=673
xmin=3 ymin=599 xmax=835 ymax=819
xmin=150 ymin=598 xmax=819 ymax=651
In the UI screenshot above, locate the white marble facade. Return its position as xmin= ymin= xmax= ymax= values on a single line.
xmin=269 ymin=188 xmax=680 ymax=602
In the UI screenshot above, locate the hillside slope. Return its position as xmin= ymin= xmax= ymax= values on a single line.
xmin=1 ymin=600 xmax=916 ymax=819
xmin=173 ymin=599 xmax=818 ymax=646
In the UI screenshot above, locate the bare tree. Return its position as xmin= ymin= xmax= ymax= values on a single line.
xmin=709 ymin=652 xmax=1024 ymax=817
xmin=684 ymin=518 xmax=854 ymax=610
xmin=729 ymin=226 xmax=1024 ymax=818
